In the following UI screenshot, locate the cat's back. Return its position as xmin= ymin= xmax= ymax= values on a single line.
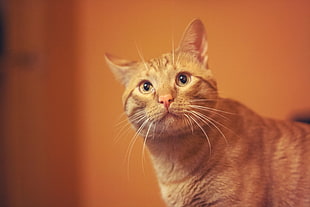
xmin=262 ymin=118 xmax=310 ymax=206
xmin=220 ymin=98 xmax=310 ymax=206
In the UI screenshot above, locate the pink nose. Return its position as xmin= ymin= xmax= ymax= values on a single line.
xmin=158 ymin=94 xmax=174 ymax=109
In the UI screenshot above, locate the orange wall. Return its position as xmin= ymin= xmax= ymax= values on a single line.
xmin=4 ymin=1 xmax=309 ymax=207
xmin=3 ymin=1 xmax=80 ymax=207
xmin=77 ymin=0 xmax=310 ymax=207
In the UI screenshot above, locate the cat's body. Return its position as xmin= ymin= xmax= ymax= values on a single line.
xmin=105 ymin=19 xmax=310 ymax=207
xmin=148 ymin=98 xmax=310 ymax=207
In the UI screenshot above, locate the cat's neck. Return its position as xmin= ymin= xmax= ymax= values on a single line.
xmin=146 ymin=98 xmax=243 ymax=184
xmin=145 ymin=98 xmax=263 ymax=185
xmin=146 ymin=133 xmax=218 ymax=184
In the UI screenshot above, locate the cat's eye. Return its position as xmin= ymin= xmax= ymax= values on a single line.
xmin=176 ymin=73 xmax=191 ymax=86
xmin=139 ymin=81 xmax=154 ymax=94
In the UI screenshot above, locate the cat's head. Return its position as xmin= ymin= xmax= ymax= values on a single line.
xmin=105 ymin=19 xmax=218 ymax=138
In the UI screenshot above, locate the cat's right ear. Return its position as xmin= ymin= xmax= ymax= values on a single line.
xmin=104 ymin=53 xmax=137 ymax=86
xmin=178 ymin=19 xmax=208 ymax=68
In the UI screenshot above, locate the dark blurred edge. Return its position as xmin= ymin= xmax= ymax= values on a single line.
xmin=291 ymin=109 xmax=310 ymax=124
xmin=292 ymin=115 xmax=310 ymax=124
xmin=0 ymin=0 xmax=8 ymax=206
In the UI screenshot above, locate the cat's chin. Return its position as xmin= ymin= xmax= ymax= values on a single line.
xmin=158 ymin=111 xmax=177 ymax=123
xmin=132 ymin=110 xmax=193 ymax=139
xmin=153 ymin=112 xmax=193 ymax=138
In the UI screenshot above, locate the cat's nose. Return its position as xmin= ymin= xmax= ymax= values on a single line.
xmin=158 ymin=94 xmax=174 ymax=109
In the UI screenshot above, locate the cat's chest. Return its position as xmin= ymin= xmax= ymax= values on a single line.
xmin=160 ymin=179 xmax=206 ymax=207
xmin=159 ymin=173 xmax=234 ymax=207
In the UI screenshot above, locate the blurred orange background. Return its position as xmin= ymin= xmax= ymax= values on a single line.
xmin=1 ymin=0 xmax=309 ymax=207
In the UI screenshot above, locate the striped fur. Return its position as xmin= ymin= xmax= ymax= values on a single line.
xmin=105 ymin=19 xmax=310 ymax=207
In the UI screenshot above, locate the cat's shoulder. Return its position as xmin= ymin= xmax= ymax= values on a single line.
xmin=218 ymin=97 xmax=310 ymax=131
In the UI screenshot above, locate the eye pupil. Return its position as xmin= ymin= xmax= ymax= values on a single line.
xmin=176 ymin=73 xmax=190 ymax=86
xmin=143 ymin=82 xmax=151 ymax=91
xmin=140 ymin=81 xmax=153 ymax=93
xmin=179 ymin=75 xmax=187 ymax=84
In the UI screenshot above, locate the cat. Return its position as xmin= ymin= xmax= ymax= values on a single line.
xmin=105 ymin=19 xmax=310 ymax=207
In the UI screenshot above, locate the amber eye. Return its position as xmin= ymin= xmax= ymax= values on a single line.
xmin=176 ymin=73 xmax=191 ymax=86
xmin=139 ymin=81 xmax=154 ymax=94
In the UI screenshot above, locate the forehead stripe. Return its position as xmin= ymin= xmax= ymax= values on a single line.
xmin=123 ymin=88 xmax=135 ymax=112
xmin=195 ymin=76 xmax=217 ymax=90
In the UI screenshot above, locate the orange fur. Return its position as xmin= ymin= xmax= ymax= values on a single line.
xmin=106 ymin=19 xmax=310 ymax=207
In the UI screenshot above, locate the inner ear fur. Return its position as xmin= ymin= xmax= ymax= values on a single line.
xmin=178 ymin=19 xmax=208 ymax=68
xmin=105 ymin=53 xmax=137 ymax=86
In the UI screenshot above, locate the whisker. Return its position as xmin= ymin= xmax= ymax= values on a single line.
xmin=183 ymin=113 xmax=194 ymax=133
xmin=135 ymin=41 xmax=150 ymax=71
xmin=114 ymin=112 xmax=144 ymax=144
xmin=128 ymin=110 xmax=145 ymax=117
xmin=186 ymin=112 xmax=212 ymax=156
xmin=190 ymin=104 xmax=235 ymax=116
xmin=115 ymin=111 xmax=144 ymax=127
xmin=117 ymin=115 xmax=146 ymax=145
xmin=191 ymin=106 xmax=241 ymax=143
xmin=191 ymin=110 xmax=229 ymax=145
xmin=189 ymin=105 xmax=229 ymax=121
xmin=156 ymin=120 xmax=167 ymax=138
xmin=114 ymin=117 xmax=130 ymax=128
xmin=176 ymin=50 xmax=181 ymax=66
xmin=203 ymin=113 xmax=238 ymax=142
xmin=190 ymin=98 xmax=218 ymax=102
xmin=113 ymin=119 xmax=133 ymax=144
xmin=128 ymin=113 xmax=147 ymax=123
xmin=142 ymin=121 xmax=153 ymax=174
xmin=152 ymin=122 xmax=157 ymax=140
xmin=114 ymin=112 xmax=128 ymax=126
xmin=126 ymin=117 xmax=149 ymax=179
xmin=171 ymin=31 xmax=175 ymax=67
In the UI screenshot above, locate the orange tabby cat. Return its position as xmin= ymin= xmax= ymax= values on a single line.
xmin=105 ymin=19 xmax=310 ymax=207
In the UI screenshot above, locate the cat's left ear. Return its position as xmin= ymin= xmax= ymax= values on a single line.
xmin=178 ymin=19 xmax=208 ymax=68
xmin=105 ymin=53 xmax=137 ymax=86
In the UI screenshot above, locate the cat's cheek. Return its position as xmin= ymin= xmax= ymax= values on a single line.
xmin=124 ymin=94 xmax=149 ymax=116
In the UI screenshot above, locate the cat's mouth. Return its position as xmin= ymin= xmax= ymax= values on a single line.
xmin=141 ymin=105 xmax=186 ymax=132
xmin=161 ymin=111 xmax=176 ymax=120
xmin=157 ymin=109 xmax=181 ymax=125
